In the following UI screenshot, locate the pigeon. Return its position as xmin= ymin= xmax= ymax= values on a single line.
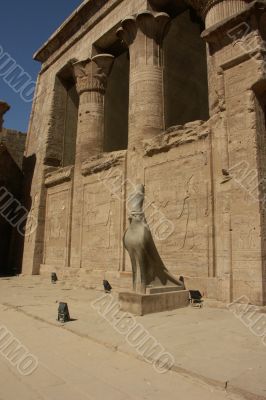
xmin=51 ymin=272 xmax=58 ymax=284
xmin=103 ymin=280 xmax=112 ymax=293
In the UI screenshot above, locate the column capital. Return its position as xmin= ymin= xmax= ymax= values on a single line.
xmin=117 ymin=11 xmax=170 ymax=46
xmin=186 ymin=0 xmax=220 ymax=17
xmin=186 ymin=0 xmax=251 ymax=27
xmin=73 ymin=54 xmax=114 ymax=95
xmin=0 ymin=101 xmax=10 ymax=130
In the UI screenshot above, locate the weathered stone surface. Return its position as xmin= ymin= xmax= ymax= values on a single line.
xmin=0 ymin=129 xmax=26 ymax=169
xmin=144 ymin=120 xmax=209 ymax=156
xmin=81 ymin=150 xmax=126 ymax=176
xmin=119 ymin=290 xmax=190 ymax=315
xmin=44 ymin=166 xmax=73 ymax=187
xmin=0 ymin=102 xmax=26 ymax=169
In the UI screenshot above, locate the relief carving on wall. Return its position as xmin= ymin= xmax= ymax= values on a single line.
xmin=81 ymin=178 xmax=122 ymax=269
xmin=44 ymin=189 xmax=70 ymax=265
xmin=145 ymin=154 xmax=211 ymax=276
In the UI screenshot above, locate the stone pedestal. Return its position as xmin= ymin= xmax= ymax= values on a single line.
xmin=119 ymin=290 xmax=190 ymax=316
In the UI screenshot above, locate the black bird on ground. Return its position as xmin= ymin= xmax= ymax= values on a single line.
xmin=103 ymin=280 xmax=112 ymax=293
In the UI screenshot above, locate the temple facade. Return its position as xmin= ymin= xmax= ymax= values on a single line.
xmin=22 ymin=0 xmax=266 ymax=305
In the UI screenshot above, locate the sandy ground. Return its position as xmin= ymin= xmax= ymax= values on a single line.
xmin=0 ymin=276 xmax=265 ymax=400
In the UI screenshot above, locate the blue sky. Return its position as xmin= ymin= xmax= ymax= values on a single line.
xmin=0 ymin=0 xmax=82 ymax=132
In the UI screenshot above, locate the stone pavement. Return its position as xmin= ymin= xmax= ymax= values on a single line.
xmin=0 ymin=276 xmax=265 ymax=400
xmin=0 ymin=303 xmax=245 ymax=400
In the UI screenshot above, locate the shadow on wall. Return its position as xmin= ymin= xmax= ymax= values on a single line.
xmin=254 ymin=85 xmax=266 ymax=305
xmin=15 ymin=153 xmax=37 ymax=275
xmin=164 ymin=9 xmax=209 ymax=127
xmin=104 ymin=51 xmax=129 ymax=152
xmin=0 ymin=146 xmax=27 ymax=275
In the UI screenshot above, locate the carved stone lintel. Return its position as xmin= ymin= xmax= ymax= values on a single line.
xmin=73 ymin=54 xmax=114 ymax=95
xmin=117 ymin=11 xmax=170 ymax=46
xmin=81 ymin=150 xmax=126 ymax=176
xmin=45 ymin=166 xmax=74 ymax=187
xmin=0 ymin=101 xmax=10 ymax=131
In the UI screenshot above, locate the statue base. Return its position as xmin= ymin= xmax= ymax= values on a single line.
xmin=119 ymin=290 xmax=190 ymax=316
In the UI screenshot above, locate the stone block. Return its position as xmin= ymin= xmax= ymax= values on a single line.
xmin=119 ymin=290 xmax=190 ymax=316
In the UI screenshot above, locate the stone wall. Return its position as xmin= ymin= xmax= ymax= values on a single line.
xmin=0 ymin=129 xmax=26 ymax=170
xmin=40 ymin=123 xmax=213 ymax=292
xmin=143 ymin=121 xmax=212 ymax=278
xmin=0 ymin=144 xmax=24 ymax=275
xmin=0 ymin=102 xmax=26 ymax=275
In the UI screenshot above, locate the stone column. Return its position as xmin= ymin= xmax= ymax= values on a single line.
xmin=70 ymin=54 xmax=114 ymax=268
xmin=0 ymin=101 xmax=10 ymax=131
xmin=117 ymin=11 xmax=170 ymax=275
xmin=73 ymin=54 xmax=114 ymax=164
xmin=205 ymin=0 xmax=250 ymax=28
xmin=117 ymin=11 xmax=170 ymax=150
xmin=187 ymin=0 xmax=251 ymax=28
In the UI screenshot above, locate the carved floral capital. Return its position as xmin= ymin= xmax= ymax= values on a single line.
xmin=117 ymin=11 xmax=170 ymax=46
xmin=73 ymin=54 xmax=114 ymax=95
xmin=186 ymin=0 xmax=219 ymax=17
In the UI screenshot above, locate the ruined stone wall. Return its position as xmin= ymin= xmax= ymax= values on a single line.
xmin=0 ymin=129 xmax=26 ymax=169
xmin=0 ymin=145 xmax=23 ymax=274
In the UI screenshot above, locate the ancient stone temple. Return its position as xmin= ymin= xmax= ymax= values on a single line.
xmin=22 ymin=0 xmax=266 ymax=306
